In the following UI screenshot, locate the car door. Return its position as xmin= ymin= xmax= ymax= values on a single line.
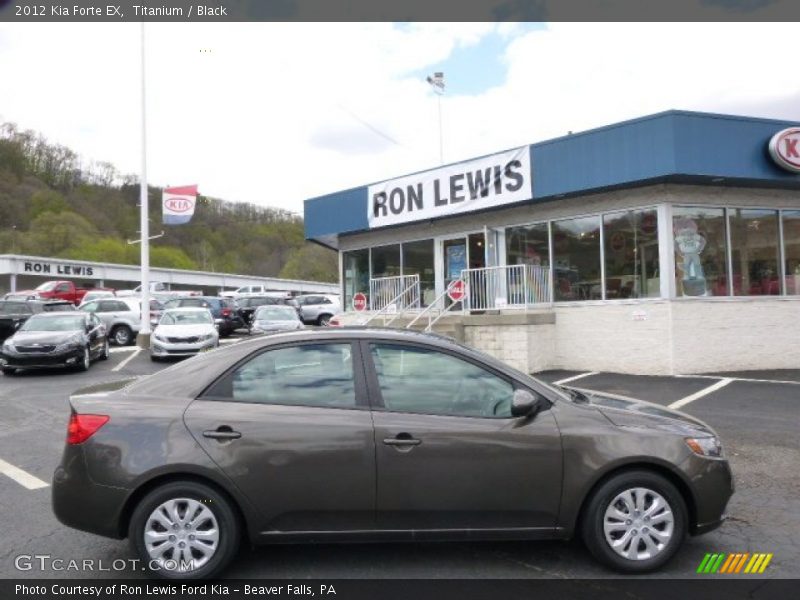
xmin=84 ymin=313 xmax=104 ymax=355
xmin=364 ymin=340 xmax=563 ymax=534
xmin=183 ymin=340 xmax=377 ymax=536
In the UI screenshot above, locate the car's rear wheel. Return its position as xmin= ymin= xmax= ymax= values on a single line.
xmin=317 ymin=314 xmax=332 ymax=327
xmin=111 ymin=325 xmax=133 ymax=346
xmin=129 ymin=481 xmax=240 ymax=580
xmin=581 ymin=470 xmax=686 ymax=573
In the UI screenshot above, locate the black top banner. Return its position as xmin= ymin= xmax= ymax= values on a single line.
xmin=1 ymin=0 xmax=800 ymax=22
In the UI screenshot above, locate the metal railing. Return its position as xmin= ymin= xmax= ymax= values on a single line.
xmin=368 ymin=274 xmax=420 ymax=312
xmin=406 ymin=279 xmax=465 ymax=332
xmin=461 ymin=264 xmax=551 ymax=311
xmin=363 ymin=276 xmax=422 ymax=326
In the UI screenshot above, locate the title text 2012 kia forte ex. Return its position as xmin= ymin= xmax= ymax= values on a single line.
xmin=52 ymin=329 xmax=733 ymax=579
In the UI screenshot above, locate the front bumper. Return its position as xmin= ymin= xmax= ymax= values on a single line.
xmin=680 ymin=453 xmax=735 ymax=536
xmin=151 ymin=338 xmax=216 ymax=357
xmin=0 ymin=346 xmax=84 ymax=369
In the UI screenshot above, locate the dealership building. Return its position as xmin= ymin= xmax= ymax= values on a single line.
xmin=304 ymin=110 xmax=800 ymax=375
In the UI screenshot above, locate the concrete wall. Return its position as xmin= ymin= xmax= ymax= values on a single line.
xmin=337 ymin=297 xmax=800 ymax=376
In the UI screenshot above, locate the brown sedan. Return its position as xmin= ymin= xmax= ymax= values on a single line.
xmin=52 ymin=328 xmax=733 ymax=579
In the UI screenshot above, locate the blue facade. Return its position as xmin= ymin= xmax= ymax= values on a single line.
xmin=305 ymin=110 xmax=800 ymax=246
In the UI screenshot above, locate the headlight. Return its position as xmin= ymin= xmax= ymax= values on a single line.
xmin=201 ymin=333 xmax=215 ymax=341
xmin=685 ymin=436 xmax=723 ymax=458
xmin=2 ymin=340 xmax=14 ymax=351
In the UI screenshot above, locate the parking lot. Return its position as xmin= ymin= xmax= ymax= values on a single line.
xmin=0 ymin=338 xmax=798 ymax=580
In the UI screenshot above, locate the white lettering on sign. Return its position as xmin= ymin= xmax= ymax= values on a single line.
xmin=367 ymin=147 xmax=532 ymax=228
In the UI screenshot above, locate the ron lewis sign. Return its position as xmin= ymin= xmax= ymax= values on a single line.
xmin=367 ymin=146 xmax=532 ymax=229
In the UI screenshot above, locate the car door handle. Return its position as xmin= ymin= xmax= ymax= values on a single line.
xmin=383 ymin=435 xmax=421 ymax=447
xmin=203 ymin=428 xmax=242 ymax=440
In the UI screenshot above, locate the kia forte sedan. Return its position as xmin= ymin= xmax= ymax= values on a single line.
xmin=52 ymin=329 xmax=733 ymax=579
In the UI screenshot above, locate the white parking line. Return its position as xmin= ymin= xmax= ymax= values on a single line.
xmin=109 ymin=346 xmax=139 ymax=354
xmin=675 ymin=374 xmax=800 ymax=386
xmin=553 ymin=372 xmax=598 ymax=386
xmin=112 ymin=347 xmax=141 ymax=372
xmin=668 ymin=378 xmax=734 ymax=410
xmin=0 ymin=457 xmax=49 ymax=490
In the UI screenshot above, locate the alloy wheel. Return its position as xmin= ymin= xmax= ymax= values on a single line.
xmin=143 ymin=498 xmax=219 ymax=573
xmin=603 ymin=487 xmax=674 ymax=561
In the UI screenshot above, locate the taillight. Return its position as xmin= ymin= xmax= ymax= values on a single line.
xmin=221 ymin=308 xmax=232 ymax=316
xmin=67 ymin=413 xmax=109 ymax=445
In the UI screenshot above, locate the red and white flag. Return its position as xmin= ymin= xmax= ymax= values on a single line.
xmin=162 ymin=185 xmax=198 ymax=225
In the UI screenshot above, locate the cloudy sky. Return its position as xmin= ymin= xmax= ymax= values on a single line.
xmin=0 ymin=22 xmax=798 ymax=214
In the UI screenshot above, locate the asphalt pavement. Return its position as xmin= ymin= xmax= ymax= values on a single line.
xmin=0 ymin=341 xmax=797 ymax=580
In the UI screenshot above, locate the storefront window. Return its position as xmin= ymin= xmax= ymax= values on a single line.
xmin=506 ymin=223 xmax=550 ymax=268
xmin=371 ymin=244 xmax=401 ymax=279
xmin=603 ymin=209 xmax=660 ymax=299
xmin=782 ymin=210 xmax=800 ymax=295
xmin=673 ymin=207 xmax=727 ymax=296
xmin=342 ymin=249 xmax=369 ymax=311
xmin=402 ymin=239 xmax=435 ymax=306
xmin=552 ymin=216 xmax=601 ymax=301
xmin=729 ymin=209 xmax=780 ymax=296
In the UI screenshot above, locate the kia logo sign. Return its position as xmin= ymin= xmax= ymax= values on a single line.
xmin=164 ymin=197 xmax=193 ymax=212
xmin=768 ymin=128 xmax=800 ymax=173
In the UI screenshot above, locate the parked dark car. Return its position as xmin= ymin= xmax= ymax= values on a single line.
xmin=235 ymin=295 xmax=295 ymax=329
xmin=52 ymin=329 xmax=733 ymax=579
xmin=162 ymin=296 xmax=244 ymax=336
xmin=0 ymin=300 xmax=77 ymax=342
xmin=1 ymin=311 xmax=109 ymax=374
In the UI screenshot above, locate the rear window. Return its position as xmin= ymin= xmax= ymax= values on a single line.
xmin=0 ymin=302 xmax=31 ymax=314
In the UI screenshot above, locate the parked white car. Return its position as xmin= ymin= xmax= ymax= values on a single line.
xmin=150 ymin=307 xmax=219 ymax=361
xmin=78 ymin=297 xmax=142 ymax=346
xmin=294 ymin=294 xmax=342 ymax=326
xmin=250 ymin=305 xmax=305 ymax=334
xmin=117 ymin=282 xmax=201 ymax=298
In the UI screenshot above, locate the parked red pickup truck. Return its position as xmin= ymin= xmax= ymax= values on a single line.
xmin=18 ymin=281 xmax=114 ymax=305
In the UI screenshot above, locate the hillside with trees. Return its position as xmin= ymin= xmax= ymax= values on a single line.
xmin=0 ymin=122 xmax=338 ymax=282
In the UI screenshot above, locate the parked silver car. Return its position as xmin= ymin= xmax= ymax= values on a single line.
xmin=150 ymin=308 xmax=219 ymax=361
xmin=78 ymin=297 xmax=141 ymax=345
xmin=295 ymin=294 xmax=341 ymax=326
xmin=250 ymin=305 xmax=305 ymax=334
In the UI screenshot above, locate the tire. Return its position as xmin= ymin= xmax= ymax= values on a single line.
xmin=1 ymin=367 xmax=16 ymax=376
xmin=77 ymin=346 xmax=91 ymax=372
xmin=100 ymin=339 xmax=110 ymax=361
xmin=150 ymin=355 xmax=160 ymax=362
xmin=317 ymin=314 xmax=332 ymax=327
xmin=581 ymin=470 xmax=686 ymax=573
xmin=129 ymin=480 xmax=240 ymax=580
xmin=111 ymin=325 xmax=133 ymax=346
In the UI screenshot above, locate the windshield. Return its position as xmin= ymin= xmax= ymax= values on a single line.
xmin=160 ymin=311 xmax=213 ymax=326
xmin=20 ymin=315 xmax=85 ymax=332
xmin=0 ymin=302 xmax=31 ymax=315
xmin=255 ymin=306 xmax=297 ymax=321
xmin=35 ymin=282 xmax=58 ymax=291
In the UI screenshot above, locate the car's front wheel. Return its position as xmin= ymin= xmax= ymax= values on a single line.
xmin=100 ymin=339 xmax=110 ymax=361
xmin=317 ymin=314 xmax=332 ymax=327
xmin=1 ymin=367 xmax=16 ymax=376
xmin=581 ymin=470 xmax=686 ymax=573
xmin=129 ymin=480 xmax=240 ymax=579
xmin=76 ymin=346 xmax=91 ymax=372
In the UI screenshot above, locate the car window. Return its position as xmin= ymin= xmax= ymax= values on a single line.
xmin=180 ymin=298 xmax=206 ymax=308
xmin=116 ymin=300 xmax=136 ymax=312
xmin=205 ymin=343 xmax=355 ymax=408
xmin=56 ymin=283 xmax=70 ymax=292
xmin=0 ymin=302 xmax=32 ymax=314
xmin=90 ymin=313 xmax=102 ymax=327
xmin=96 ymin=301 xmax=117 ymax=312
xmin=81 ymin=301 xmax=99 ymax=313
xmin=369 ymin=343 xmax=514 ymax=418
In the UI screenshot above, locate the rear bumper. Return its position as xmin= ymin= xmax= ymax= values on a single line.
xmin=52 ymin=445 xmax=128 ymax=539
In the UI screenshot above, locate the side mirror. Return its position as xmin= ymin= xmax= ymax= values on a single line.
xmin=511 ymin=389 xmax=544 ymax=418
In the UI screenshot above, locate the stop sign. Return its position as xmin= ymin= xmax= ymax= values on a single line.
xmin=447 ymin=279 xmax=466 ymax=302
xmin=353 ymin=292 xmax=368 ymax=312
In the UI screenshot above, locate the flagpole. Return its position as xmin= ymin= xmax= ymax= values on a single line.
xmin=138 ymin=21 xmax=151 ymax=342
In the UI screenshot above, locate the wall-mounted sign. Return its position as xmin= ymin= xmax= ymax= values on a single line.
xmin=367 ymin=147 xmax=532 ymax=229
xmin=22 ymin=261 xmax=97 ymax=278
xmin=768 ymin=128 xmax=800 ymax=173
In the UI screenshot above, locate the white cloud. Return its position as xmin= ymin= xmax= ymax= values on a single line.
xmin=0 ymin=22 xmax=797 ymax=217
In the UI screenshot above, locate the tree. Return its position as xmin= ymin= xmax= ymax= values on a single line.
xmin=279 ymin=244 xmax=338 ymax=282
